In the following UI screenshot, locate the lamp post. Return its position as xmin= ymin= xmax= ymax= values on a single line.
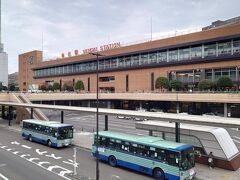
xmin=89 ymin=52 xmax=103 ymax=180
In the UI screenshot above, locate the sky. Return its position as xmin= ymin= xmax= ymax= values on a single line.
xmin=1 ymin=0 xmax=240 ymax=74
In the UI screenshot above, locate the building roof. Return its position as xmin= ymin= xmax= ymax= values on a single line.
xmin=22 ymin=119 xmax=73 ymax=128
xmin=97 ymin=131 xmax=192 ymax=151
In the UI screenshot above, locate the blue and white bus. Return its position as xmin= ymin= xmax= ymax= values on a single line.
xmin=92 ymin=131 xmax=196 ymax=180
xmin=22 ymin=119 xmax=74 ymax=147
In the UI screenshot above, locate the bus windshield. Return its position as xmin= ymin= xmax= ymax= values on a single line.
xmin=180 ymin=148 xmax=195 ymax=170
xmin=57 ymin=126 xmax=73 ymax=140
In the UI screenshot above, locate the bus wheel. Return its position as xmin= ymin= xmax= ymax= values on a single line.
xmin=28 ymin=135 xmax=32 ymax=142
xmin=47 ymin=140 xmax=52 ymax=147
xmin=108 ymin=156 xmax=117 ymax=167
xmin=153 ymin=168 xmax=165 ymax=180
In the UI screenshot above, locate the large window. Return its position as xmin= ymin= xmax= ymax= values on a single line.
xmin=158 ymin=51 xmax=167 ymax=62
xmin=125 ymin=57 xmax=131 ymax=67
xmin=105 ymin=59 xmax=111 ymax=69
xmin=179 ymin=48 xmax=190 ymax=60
xmin=191 ymin=46 xmax=202 ymax=59
xmin=118 ymin=57 xmax=125 ymax=67
xmin=140 ymin=54 xmax=148 ymax=65
xmin=99 ymin=60 xmax=105 ymax=70
xmin=218 ymin=41 xmax=232 ymax=55
xmin=205 ymin=70 xmax=213 ymax=80
xmin=204 ymin=44 xmax=216 ymax=57
xmin=149 ymin=52 xmax=157 ymax=64
xmin=131 ymin=55 xmax=139 ymax=66
xmin=168 ymin=49 xmax=178 ymax=62
xmin=111 ymin=58 xmax=118 ymax=68
xmin=233 ymin=39 xmax=240 ymax=55
xmin=99 ymin=76 xmax=115 ymax=82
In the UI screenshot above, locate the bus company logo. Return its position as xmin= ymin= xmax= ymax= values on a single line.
xmin=82 ymin=42 xmax=121 ymax=54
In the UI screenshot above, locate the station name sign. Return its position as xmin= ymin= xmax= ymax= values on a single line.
xmin=82 ymin=42 xmax=121 ymax=54
xmin=61 ymin=42 xmax=121 ymax=58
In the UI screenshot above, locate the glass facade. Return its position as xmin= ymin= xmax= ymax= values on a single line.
xmin=205 ymin=67 xmax=237 ymax=81
xmin=34 ymin=38 xmax=240 ymax=78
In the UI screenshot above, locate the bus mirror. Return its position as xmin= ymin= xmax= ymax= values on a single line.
xmin=176 ymin=158 xmax=179 ymax=164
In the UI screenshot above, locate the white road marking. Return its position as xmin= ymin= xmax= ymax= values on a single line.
xmin=21 ymin=145 xmax=32 ymax=149
xmin=1 ymin=144 xmax=72 ymax=180
xmin=62 ymin=159 xmax=79 ymax=167
xmin=59 ymin=169 xmax=73 ymax=177
xmin=0 ymin=173 xmax=9 ymax=180
xmin=232 ymin=139 xmax=240 ymax=144
xmin=38 ymin=162 xmax=51 ymax=166
xmin=36 ymin=149 xmax=47 ymax=155
xmin=11 ymin=141 xmax=20 ymax=145
xmin=47 ymin=165 xmax=63 ymax=171
xmin=28 ymin=157 xmax=40 ymax=162
xmin=12 ymin=151 xmax=20 ymax=155
xmin=20 ymin=154 xmax=31 ymax=158
xmin=45 ymin=154 xmax=62 ymax=160
xmin=233 ymin=136 xmax=240 ymax=140
xmin=5 ymin=148 xmax=14 ymax=152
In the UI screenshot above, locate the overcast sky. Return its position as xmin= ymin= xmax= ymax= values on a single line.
xmin=2 ymin=0 xmax=240 ymax=73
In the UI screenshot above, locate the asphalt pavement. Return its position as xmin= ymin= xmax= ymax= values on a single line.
xmin=1 ymin=115 xmax=240 ymax=180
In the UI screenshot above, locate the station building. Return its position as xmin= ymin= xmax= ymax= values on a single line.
xmin=18 ymin=17 xmax=240 ymax=116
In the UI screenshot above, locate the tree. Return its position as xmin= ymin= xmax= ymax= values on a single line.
xmin=40 ymin=84 xmax=47 ymax=91
xmin=155 ymin=77 xmax=169 ymax=91
xmin=216 ymin=77 xmax=233 ymax=90
xmin=0 ymin=82 xmax=8 ymax=91
xmin=48 ymin=84 xmax=54 ymax=91
xmin=75 ymin=80 xmax=84 ymax=91
xmin=170 ymin=80 xmax=183 ymax=91
xmin=198 ymin=80 xmax=214 ymax=91
xmin=63 ymin=84 xmax=74 ymax=91
xmin=53 ymin=82 xmax=60 ymax=91
xmin=9 ymin=84 xmax=16 ymax=91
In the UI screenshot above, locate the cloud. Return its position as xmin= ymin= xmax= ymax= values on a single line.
xmin=1 ymin=0 xmax=240 ymax=73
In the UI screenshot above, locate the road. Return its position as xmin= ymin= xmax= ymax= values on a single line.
xmin=42 ymin=110 xmax=240 ymax=150
xmin=0 ymin=126 xmax=152 ymax=180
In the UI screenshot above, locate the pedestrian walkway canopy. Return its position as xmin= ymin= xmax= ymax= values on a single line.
xmin=1 ymin=101 xmax=240 ymax=128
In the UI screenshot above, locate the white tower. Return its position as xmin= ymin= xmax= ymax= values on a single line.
xmin=0 ymin=0 xmax=8 ymax=87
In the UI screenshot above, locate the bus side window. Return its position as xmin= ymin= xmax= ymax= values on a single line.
xmin=131 ymin=143 xmax=138 ymax=154
xmin=166 ymin=151 xmax=179 ymax=166
xmin=109 ymin=138 xmax=115 ymax=148
xmin=115 ymin=139 xmax=122 ymax=150
xmin=99 ymin=137 xmax=107 ymax=147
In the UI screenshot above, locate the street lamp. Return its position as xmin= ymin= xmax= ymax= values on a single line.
xmin=89 ymin=52 xmax=103 ymax=180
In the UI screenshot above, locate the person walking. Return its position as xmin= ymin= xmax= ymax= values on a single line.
xmin=208 ymin=152 xmax=214 ymax=169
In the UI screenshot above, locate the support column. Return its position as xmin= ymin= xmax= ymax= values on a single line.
xmin=162 ymin=132 xmax=165 ymax=140
xmin=69 ymin=100 xmax=72 ymax=106
xmin=224 ymin=103 xmax=228 ymax=117
xmin=104 ymin=115 xmax=108 ymax=131
xmin=8 ymin=106 xmax=12 ymax=126
xmin=175 ymin=122 xmax=180 ymax=143
xmin=31 ymin=108 xmax=33 ymax=119
xmin=2 ymin=106 xmax=5 ymax=119
xmin=176 ymin=102 xmax=180 ymax=114
xmin=149 ymin=130 xmax=153 ymax=136
xmin=61 ymin=111 xmax=64 ymax=124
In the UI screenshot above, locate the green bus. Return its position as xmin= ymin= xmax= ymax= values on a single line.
xmin=22 ymin=119 xmax=74 ymax=148
xmin=92 ymin=131 xmax=196 ymax=180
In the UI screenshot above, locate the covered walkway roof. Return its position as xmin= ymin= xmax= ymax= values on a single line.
xmin=0 ymin=101 xmax=240 ymax=128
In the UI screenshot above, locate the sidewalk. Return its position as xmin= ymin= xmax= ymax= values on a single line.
xmin=0 ymin=119 xmax=239 ymax=180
